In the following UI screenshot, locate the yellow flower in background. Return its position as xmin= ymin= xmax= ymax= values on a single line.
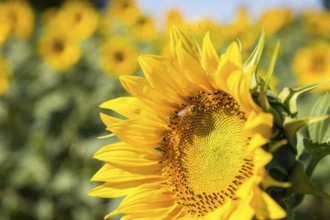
xmin=165 ymin=9 xmax=186 ymax=32
xmin=90 ymin=27 xmax=286 ymax=219
xmin=0 ymin=0 xmax=34 ymax=39
xmin=0 ymin=57 xmax=12 ymax=95
xmin=129 ymin=15 xmax=158 ymax=42
xmin=292 ymin=41 xmax=330 ymax=91
xmin=108 ymin=0 xmax=141 ymax=24
xmin=188 ymin=19 xmax=224 ymax=49
xmin=258 ymin=8 xmax=292 ymax=37
xmin=100 ymin=37 xmax=139 ymax=77
xmin=0 ymin=22 xmax=11 ymax=45
xmin=98 ymin=14 xmax=113 ymax=37
xmin=43 ymin=1 xmax=98 ymax=41
xmin=225 ymin=7 xmax=258 ymax=51
xmin=304 ymin=10 xmax=330 ymax=37
xmin=38 ymin=30 xmax=81 ymax=71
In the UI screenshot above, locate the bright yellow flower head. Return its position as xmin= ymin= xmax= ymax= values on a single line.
xmin=292 ymin=41 xmax=330 ymax=92
xmin=0 ymin=57 xmax=12 ymax=95
xmin=100 ymin=37 xmax=139 ymax=77
xmin=304 ymin=10 xmax=330 ymax=37
xmin=43 ymin=1 xmax=98 ymax=40
xmin=0 ymin=22 xmax=11 ymax=46
xmin=129 ymin=15 xmax=158 ymax=42
xmin=108 ymin=0 xmax=141 ymax=24
xmin=258 ymin=8 xmax=292 ymax=37
xmin=90 ymin=27 xmax=286 ymax=219
xmin=38 ymin=30 xmax=81 ymax=71
xmin=167 ymin=9 xmax=185 ymax=26
xmin=225 ymin=7 xmax=258 ymax=50
xmin=188 ymin=19 xmax=224 ymax=49
xmin=0 ymin=0 xmax=34 ymax=39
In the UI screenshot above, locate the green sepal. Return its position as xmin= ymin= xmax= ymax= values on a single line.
xmin=285 ymin=161 xmax=330 ymax=200
xmin=283 ymin=116 xmax=328 ymax=152
xmin=245 ymin=30 xmax=265 ymax=89
xmin=278 ymin=82 xmax=329 ymax=117
xmin=304 ymin=139 xmax=330 ymax=160
xmin=308 ymin=92 xmax=330 ymax=143
xmin=257 ymin=41 xmax=283 ymax=126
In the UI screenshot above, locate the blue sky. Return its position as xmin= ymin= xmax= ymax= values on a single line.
xmin=136 ymin=0 xmax=323 ymax=24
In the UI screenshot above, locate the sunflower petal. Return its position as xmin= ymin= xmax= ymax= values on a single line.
xmin=252 ymin=189 xmax=286 ymax=219
xmin=105 ymin=183 xmax=176 ymax=219
xmin=107 ymin=118 xmax=164 ymax=148
xmin=100 ymin=97 xmax=164 ymax=125
xmin=202 ymin=32 xmax=220 ymax=76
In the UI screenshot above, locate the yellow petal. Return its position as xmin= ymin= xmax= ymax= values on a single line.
xmin=105 ymin=183 xmax=176 ymax=219
xmin=253 ymin=149 xmax=272 ymax=173
xmin=91 ymin=164 xmax=161 ymax=183
xmin=89 ymin=182 xmax=134 ymax=198
xmin=108 ymin=118 xmax=164 ymax=148
xmin=205 ymin=199 xmax=233 ymax=220
xmin=120 ymin=75 xmax=176 ymax=117
xmin=94 ymin=143 xmax=162 ymax=175
xmin=245 ymin=111 xmax=274 ymax=138
xmin=215 ymin=41 xmax=242 ymax=91
xmin=202 ymin=32 xmax=220 ymax=76
xmin=246 ymin=133 xmax=268 ymax=155
xmin=100 ymin=97 xmax=164 ymax=125
xmin=139 ymin=55 xmax=182 ymax=103
xmin=252 ymin=188 xmax=286 ymax=219
xmin=100 ymin=112 xmax=121 ymax=127
xmin=228 ymin=192 xmax=254 ymax=220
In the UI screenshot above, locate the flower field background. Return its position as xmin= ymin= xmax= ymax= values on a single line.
xmin=0 ymin=0 xmax=329 ymax=219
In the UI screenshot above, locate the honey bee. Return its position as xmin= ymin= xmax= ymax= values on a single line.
xmin=177 ymin=105 xmax=198 ymax=117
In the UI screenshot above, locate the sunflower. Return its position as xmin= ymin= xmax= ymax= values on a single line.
xmin=100 ymin=37 xmax=139 ymax=77
xmin=292 ymin=41 xmax=330 ymax=91
xmin=258 ymin=8 xmax=292 ymax=37
xmin=90 ymin=27 xmax=286 ymax=219
xmin=0 ymin=0 xmax=34 ymax=39
xmin=108 ymin=0 xmax=141 ymax=25
xmin=38 ymin=30 xmax=81 ymax=71
xmin=304 ymin=10 xmax=330 ymax=37
xmin=225 ymin=7 xmax=258 ymax=51
xmin=129 ymin=15 xmax=157 ymax=42
xmin=0 ymin=22 xmax=10 ymax=45
xmin=0 ymin=57 xmax=12 ymax=95
xmin=45 ymin=1 xmax=98 ymax=40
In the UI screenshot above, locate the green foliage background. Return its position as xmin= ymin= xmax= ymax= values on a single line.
xmin=0 ymin=1 xmax=329 ymax=220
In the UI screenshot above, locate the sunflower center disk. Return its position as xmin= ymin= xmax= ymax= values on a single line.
xmin=162 ymin=90 xmax=254 ymax=216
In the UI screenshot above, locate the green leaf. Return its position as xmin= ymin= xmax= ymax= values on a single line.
xmin=308 ymin=92 xmax=330 ymax=143
xmin=286 ymin=161 xmax=330 ymax=200
xmin=279 ymin=81 xmax=330 ymax=117
xmin=283 ymin=116 xmax=328 ymax=151
xmin=244 ymin=30 xmax=265 ymax=72
xmin=304 ymin=139 xmax=330 ymax=159
xmin=258 ymin=41 xmax=280 ymax=111
xmin=244 ymin=30 xmax=265 ymax=89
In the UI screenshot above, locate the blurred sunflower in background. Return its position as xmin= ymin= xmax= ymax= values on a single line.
xmin=0 ymin=57 xmax=12 ymax=95
xmin=0 ymin=0 xmax=34 ymax=40
xmin=304 ymin=10 xmax=330 ymax=37
xmin=43 ymin=0 xmax=99 ymax=41
xmin=292 ymin=41 xmax=330 ymax=91
xmin=225 ymin=7 xmax=258 ymax=54
xmin=1 ymin=0 xmax=330 ymax=219
xmin=100 ymin=37 xmax=139 ymax=77
xmin=90 ymin=27 xmax=286 ymax=219
xmin=108 ymin=0 xmax=141 ymax=25
xmin=38 ymin=30 xmax=81 ymax=71
xmin=129 ymin=15 xmax=158 ymax=42
xmin=258 ymin=8 xmax=292 ymax=37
